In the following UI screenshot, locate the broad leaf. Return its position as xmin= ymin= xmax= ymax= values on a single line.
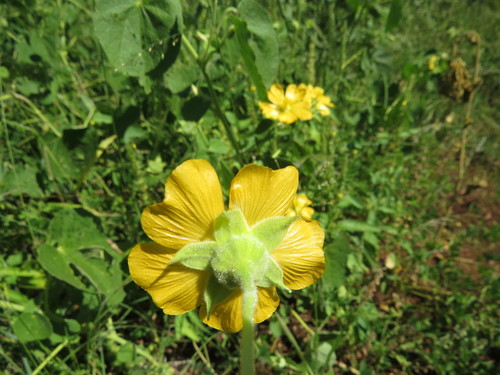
xmin=13 ymin=311 xmax=53 ymax=343
xmin=48 ymin=209 xmax=112 ymax=254
xmin=37 ymin=244 xmax=86 ymax=290
xmin=238 ymin=0 xmax=279 ymax=88
xmin=93 ymin=0 xmax=183 ymax=77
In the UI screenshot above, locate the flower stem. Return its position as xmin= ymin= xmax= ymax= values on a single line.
xmin=241 ymin=288 xmax=257 ymax=375
xmin=181 ymin=34 xmax=243 ymax=164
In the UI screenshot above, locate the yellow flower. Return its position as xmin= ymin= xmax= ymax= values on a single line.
xmin=287 ymin=193 xmax=315 ymax=220
xmin=259 ymin=83 xmax=313 ymax=124
xmin=128 ymin=160 xmax=325 ymax=332
xmin=301 ymin=84 xmax=335 ymax=116
xmin=428 ymin=55 xmax=439 ymax=71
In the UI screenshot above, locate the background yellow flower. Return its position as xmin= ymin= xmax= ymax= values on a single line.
xmin=301 ymin=84 xmax=335 ymax=116
xmin=259 ymin=83 xmax=313 ymax=124
xmin=287 ymin=192 xmax=315 ymax=219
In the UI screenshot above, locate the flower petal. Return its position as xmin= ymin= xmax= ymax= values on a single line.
xmin=271 ymin=218 xmax=325 ymax=290
xmin=278 ymin=111 xmax=298 ymax=124
xmin=128 ymin=242 xmax=209 ymax=314
xmin=141 ymin=159 xmax=224 ymax=249
xmin=259 ymin=102 xmax=280 ymax=119
xmin=285 ymin=84 xmax=307 ymax=101
xmin=291 ymin=101 xmax=313 ymax=121
xmin=268 ymin=84 xmax=285 ymax=105
xmin=199 ymin=287 xmax=279 ymax=332
xmin=254 ymin=287 xmax=281 ymax=323
xmin=229 ymin=164 xmax=299 ymax=227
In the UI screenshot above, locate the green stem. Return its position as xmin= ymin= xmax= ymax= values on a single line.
xmin=181 ymin=34 xmax=243 ymax=164
xmin=32 ymin=340 xmax=68 ymax=375
xmin=241 ymin=288 xmax=257 ymax=375
xmin=200 ymin=68 xmax=242 ymax=162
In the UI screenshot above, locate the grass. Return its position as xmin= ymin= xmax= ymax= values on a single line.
xmin=1 ymin=0 xmax=499 ymax=374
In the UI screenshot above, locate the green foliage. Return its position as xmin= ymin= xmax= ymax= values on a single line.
xmin=1 ymin=0 xmax=499 ymax=374
xmin=94 ymin=0 xmax=183 ymax=89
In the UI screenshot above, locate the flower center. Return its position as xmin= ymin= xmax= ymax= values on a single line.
xmin=169 ymin=208 xmax=294 ymax=314
xmin=211 ymin=233 xmax=268 ymax=289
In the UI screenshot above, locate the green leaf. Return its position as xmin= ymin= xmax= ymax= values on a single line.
xmin=208 ymin=138 xmax=229 ymax=154
xmin=252 ymin=216 xmax=295 ymax=252
xmin=237 ymin=0 xmax=279 ymax=88
xmin=93 ymin=0 xmax=183 ymax=77
xmin=174 ymin=313 xmax=201 ymax=341
xmin=337 ymin=219 xmax=382 ymax=233
xmin=91 ymin=111 xmax=113 ymax=124
xmin=164 ymin=57 xmax=200 ymax=93
xmin=123 ymin=124 xmax=148 ymax=145
xmin=12 ymin=311 xmax=53 ymax=343
xmin=39 ymin=210 xmax=124 ymax=305
xmin=214 ymin=210 xmax=249 ymax=243
xmin=39 ymin=135 xmax=79 ymax=181
xmin=231 ymin=16 xmax=267 ymax=100
xmin=170 ymin=241 xmax=218 ymax=270
xmin=0 ymin=66 xmax=9 ymax=79
xmin=258 ymin=258 xmax=289 ymax=291
xmin=363 ymin=232 xmax=380 ymax=250
xmin=322 ymin=235 xmax=352 ymax=290
xmin=146 ymin=155 xmax=167 ymax=174
xmin=114 ymin=342 xmax=136 ymax=365
xmin=48 ymin=209 xmax=112 ymax=254
xmin=37 ymin=244 xmax=86 ymax=290
xmin=203 ymin=274 xmax=233 ymax=318
xmin=386 ymin=0 xmax=402 ymax=32
xmin=67 ymin=252 xmax=125 ymax=306
xmin=0 ymin=165 xmax=43 ymax=198
xmin=337 ymin=194 xmax=364 ymax=209
xmin=313 ymin=341 xmax=336 ymax=369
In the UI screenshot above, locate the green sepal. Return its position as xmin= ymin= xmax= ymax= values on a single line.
xmin=250 ymin=216 xmax=295 ymax=252
xmin=256 ymin=258 xmax=290 ymax=292
xmin=169 ymin=241 xmax=218 ymax=270
xmin=204 ymin=274 xmax=234 ymax=319
xmin=214 ymin=209 xmax=249 ymax=243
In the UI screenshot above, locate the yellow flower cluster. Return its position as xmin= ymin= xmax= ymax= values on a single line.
xmin=259 ymin=83 xmax=334 ymax=125
xmin=287 ymin=193 xmax=315 ymax=220
xmin=428 ymin=55 xmax=439 ymax=71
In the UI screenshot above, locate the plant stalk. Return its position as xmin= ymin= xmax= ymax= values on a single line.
xmin=181 ymin=34 xmax=243 ymax=164
xmin=241 ymin=288 xmax=257 ymax=375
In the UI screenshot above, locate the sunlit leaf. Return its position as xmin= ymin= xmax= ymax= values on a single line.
xmin=93 ymin=0 xmax=183 ymax=77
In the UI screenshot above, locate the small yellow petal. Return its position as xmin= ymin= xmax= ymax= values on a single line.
xmin=296 ymin=193 xmax=312 ymax=207
xmin=298 ymin=83 xmax=308 ymax=91
xmin=271 ymin=218 xmax=325 ymax=290
xmin=229 ymin=164 xmax=299 ymax=227
xmin=285 ymin=84 xmax=299 ymax=101
xmin=318 ymin=106 xmax=331 ymax=116
xmin=259 ymin=102 xmax=280 ymax=119
xmin=301 ymin=207 xmax=315 ymax=220
xmin=278 ymin=111 xmax=298 ymax=124
xmin=128 ymin=243 xmax=209 ymax=314
xmin=199 ymin=287 xmax=279 ymax=332
xmin=311 ymin=86 xmax=325 ymax=97
xmin=141 ymin=159 xmax=224 ymax=249
xmin=268 ymin=84 xmax=285 ymax=105
xmin=291 ymin=102 xmax=313 ymax=121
